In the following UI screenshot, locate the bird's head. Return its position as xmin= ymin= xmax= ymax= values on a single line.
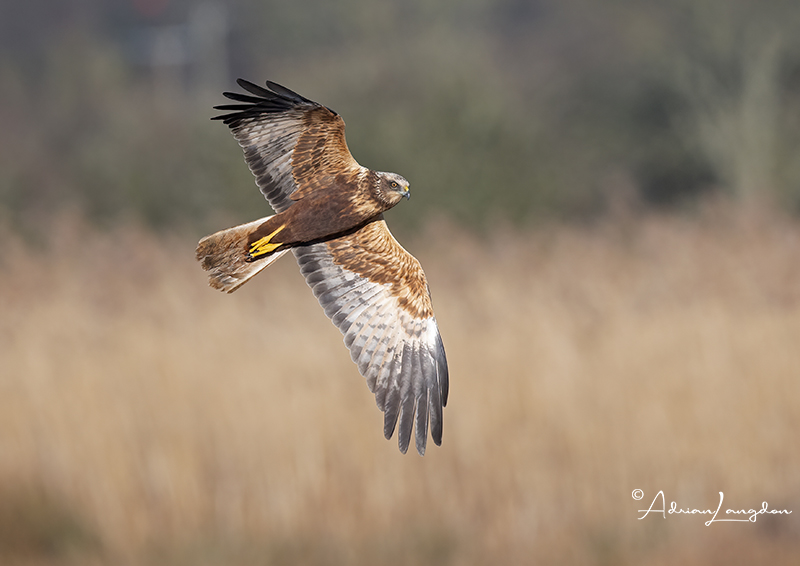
xmin=375 ymin=171 xmax=410 ymax=207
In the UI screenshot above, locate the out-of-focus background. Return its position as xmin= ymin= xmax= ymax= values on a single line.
xmin=2 ymin=0 xmax=800 ymax=564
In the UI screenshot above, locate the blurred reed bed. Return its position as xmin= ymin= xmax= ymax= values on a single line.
xmin=1 ymin=205 xmax=799 ymax=565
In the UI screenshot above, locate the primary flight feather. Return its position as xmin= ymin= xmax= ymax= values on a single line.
xmin=196 ymin=79 xmax=448 ymax=455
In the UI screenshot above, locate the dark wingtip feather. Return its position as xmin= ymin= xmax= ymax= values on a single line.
xmin=383 ymin=389 xmax=400 ymax=440
xmin=415 ymin=352 xmax=433 ymax=455
xmin=221 ymin=91 xmax=265 ymax=104
xmin=397 ymin=398 xmax=414 ymax=455
xmin=236 ymin=78 xmax=274 ymax=98
xmin=213 ymin=104 xmax=254 ymax=112
xmin=212 ymin=78 xmax=320 ymax=123
xmin=429 ymin=390 xmax=443 ymax=447
xmin=426 ymin=349 xmax=443 ymax=446
xmin=414 ymin=392 xmax=429 ymax=456
xmin=266 ymin=80 xmax=314 ymax=104
xmin=395 ymin=344 xmax=418 ymax=455
xmin=436 ymin=334 xmax=449 ymax=407
xmin=382 ymin=357 xmax=401 ymax=441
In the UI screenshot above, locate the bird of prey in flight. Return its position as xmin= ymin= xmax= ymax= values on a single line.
xmin=196 ymin=80 xmax=448 ymax=455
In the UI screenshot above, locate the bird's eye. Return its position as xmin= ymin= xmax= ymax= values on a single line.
xmin=391 ymin=182 xmax=398 ymax=188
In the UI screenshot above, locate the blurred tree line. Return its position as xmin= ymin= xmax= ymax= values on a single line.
xmin=2 ymin=0 xmax=800 ymax=233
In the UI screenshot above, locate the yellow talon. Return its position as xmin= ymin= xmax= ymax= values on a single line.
xmin=249 ymin=225 xmax=286 ymax=258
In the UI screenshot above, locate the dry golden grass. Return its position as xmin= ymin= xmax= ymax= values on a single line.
xmin=1 ymin=205 xmax=800 ymax=565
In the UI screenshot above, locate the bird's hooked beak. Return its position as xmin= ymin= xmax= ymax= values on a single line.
xmin=402 ymin=185 xmax=411 ymax=200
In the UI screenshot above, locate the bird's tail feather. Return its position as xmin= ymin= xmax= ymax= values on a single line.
xmin=196 ymin=215 xmax=289 ymax=293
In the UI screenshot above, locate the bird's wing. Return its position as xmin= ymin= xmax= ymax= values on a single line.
xmin=213 ymin=79 xmax=361 ymax=213
xmin=293 ymin=218 xmax=449 ymax=455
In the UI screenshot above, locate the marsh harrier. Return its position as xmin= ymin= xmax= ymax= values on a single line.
xmin=196 ymin=80 xmax=448 ymax=455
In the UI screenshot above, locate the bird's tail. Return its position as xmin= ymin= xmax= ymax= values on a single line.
xmin=196 ymin=215 xmax=290 ymax=293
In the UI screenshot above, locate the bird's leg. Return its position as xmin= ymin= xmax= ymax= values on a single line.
xmin=247 ymin=225 xmax=286 ymax=259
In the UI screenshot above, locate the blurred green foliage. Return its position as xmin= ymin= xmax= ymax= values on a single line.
xmin=2 ymin=0 xmax=800 ymax=232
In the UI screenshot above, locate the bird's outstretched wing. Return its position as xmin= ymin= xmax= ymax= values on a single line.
xmin=293 ymin=218 xmax=449 ymax=455
xmin=213 ymin=79 xmax=361 ymax=213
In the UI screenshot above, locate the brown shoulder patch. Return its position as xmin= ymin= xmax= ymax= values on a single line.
xmin=326 ymin=218 xmax=434 ymax=319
